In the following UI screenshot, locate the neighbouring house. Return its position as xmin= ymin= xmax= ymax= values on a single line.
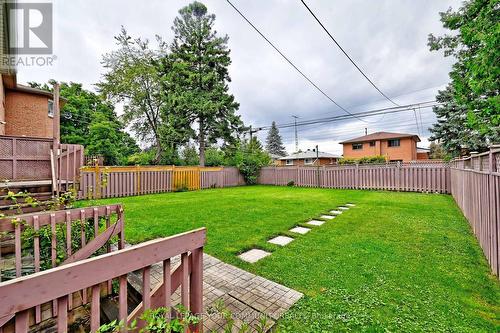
xmin=278 ymin=149 xmax=341 ymax=166
xmin=340 ymin=131 xmax=428 ymax=162
xmin=417 ymin=147 xmax=430 ymax=160
xmin=0 ymin=73 xmax=65 ymax=138
xmin=269 ymin=153 xmax=284 ymax=166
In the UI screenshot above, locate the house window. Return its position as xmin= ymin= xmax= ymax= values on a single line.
xmin=304 ymin=158 xmax=313 ymax=165
xmin=48 ymin=100 xmax=54 ymax=118
xmin=388 ymin=139 xmax=400 ymax=147
xmin=285 ymin=159 xmax=293 ymax=166
xmin=369 ymin=141 xmax=375 ymax=147
xmin=352 ymin=143 xmax=363 ymax=150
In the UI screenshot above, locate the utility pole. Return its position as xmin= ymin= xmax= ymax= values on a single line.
xmin=292 ymin=115 xmax=299 ymax=152
xmin=365 ymin=127 xmax=367 ymax=135
xmin=316 ymin=144 xmax=320 ymax=187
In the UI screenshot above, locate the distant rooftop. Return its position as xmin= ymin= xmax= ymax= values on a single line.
xmin=279 ymin=149 xmax=341 ymax=160
xmin=339 ymin=131 xmax=421 ymax=144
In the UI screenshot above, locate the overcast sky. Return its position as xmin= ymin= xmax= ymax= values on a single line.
xmin=17 ymin=0 xmax=461 ymax=154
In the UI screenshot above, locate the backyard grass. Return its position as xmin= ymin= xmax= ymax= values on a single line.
xmin=82 ymin=185 xmax=500 ymax=332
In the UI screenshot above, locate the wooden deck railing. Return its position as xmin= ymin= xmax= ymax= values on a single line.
xmin=0 ymin=228 xmax=206 ymax=333
xmin=0 ymin=205 xmax=124 ymax=329
xmin=450 ymin=145 xmax=499 ymax=277
xmin=258 ymin=161 xmax=450 ymax=193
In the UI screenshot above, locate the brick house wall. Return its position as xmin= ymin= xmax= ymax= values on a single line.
xmin=4 ymin=90 xmax=53 ymax=138
xmin=343 ymin=137 xmax=417 ymax=162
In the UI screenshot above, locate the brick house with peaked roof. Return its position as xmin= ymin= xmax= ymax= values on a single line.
xmin=340 ymin=132 xmax=427 ymax=162
xmin=278 ymin=149 xmax=341 ymax=166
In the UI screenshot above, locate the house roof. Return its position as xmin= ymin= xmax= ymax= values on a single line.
xmin=5 ymin=82 xmax=68 ymax=104
xmin=339 ymin=131 xmax=421 ymax=144
xmin=279 ymin=150 xmax=341 ymax=160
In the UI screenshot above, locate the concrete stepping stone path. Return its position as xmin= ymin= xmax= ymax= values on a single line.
xmin=268 ymin=236 xmax=294 ymax=246
xmin=320 ymin=215 xmax=335 ymax=219
xmin=330 ymin=210 xmax=342 ymax=215
xmin=338 ymin=206 xmax=349 ymax=210
xmin=289 ymin=226 xmax=311 ymax=234
xmin=345 ymin=203 xmax=356 ymax=207
xmin=239 ymin=249 xmax=271 ymax=263
xmin=307 ymin=220 xmax=325 ymax=226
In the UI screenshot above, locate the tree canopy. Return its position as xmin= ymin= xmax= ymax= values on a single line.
xmin=28 ymin=81 xmax=139 ymax=165
xmin=428 ymin=0 xmax=499 ymax=156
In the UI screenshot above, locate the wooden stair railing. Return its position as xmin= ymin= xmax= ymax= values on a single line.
xmin=0 ymin=205 xmax=125 ymax=329
xmin=0 ymin=228 xmax=206 ymax=333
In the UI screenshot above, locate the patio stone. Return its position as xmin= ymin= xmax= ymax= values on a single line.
xmin=345 ymin=203 xmax=356 ymax=207
xmin=289 ymin=226 xmax=311 ymax=234
xmin=238 ymin=249 xmax=271 ymax=263
xmin=330 ymin=210 xmax=342 ymax=215
xmin=268 ymin=236 xmax=294 ymax=246
xmin=307 ymin=220 xmax=325 ymax=226
xmin=125 ymin=245 xmax=303 ymax=332
xmin=320 ymin=215 xmax=335 ymax=219
xmin=338 ymin=206 xmax=349 ymax=210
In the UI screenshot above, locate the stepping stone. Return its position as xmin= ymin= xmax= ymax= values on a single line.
xmin=238 ymin=249 xmax=271 ymax=263
xmin=330 ymin=210 xmax=342 ymax=215
xmin=307 ymin=220 xmax=325 ymax=226
xmin=320 ymin=215 xmax=335 ymax=219
xmin=345 ymin=203 xmax=356 ymax=207
xmin=268 ymin=236 xmax=294 ymax=246
xmin=289 ymin=226 xmax=311 ymax=234
xmin=338 ymin=206 xmax=349 ymax=210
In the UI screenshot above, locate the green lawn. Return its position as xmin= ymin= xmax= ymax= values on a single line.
xmin=81 ymin=185 xmax=499 ymax=332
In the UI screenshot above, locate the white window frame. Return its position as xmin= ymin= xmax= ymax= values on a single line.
xmin=285 ymin=159 xmax=293 ymax=166
xmin=304 ymin=158 xmax=314 ymax=165
xmin=48 ymin=99 xmax=54 ymax=118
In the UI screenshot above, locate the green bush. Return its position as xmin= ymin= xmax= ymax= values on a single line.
xmin=338 ymin=155 xmax=386 ymax=165
xmin=226 ymin=138 xmax=270 ymax=184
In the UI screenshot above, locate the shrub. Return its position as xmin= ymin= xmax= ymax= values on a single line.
xmin=287 ymin=180 xmax=295 ymax=186
xmin=338 ymin=155 xmax=386 ymax=165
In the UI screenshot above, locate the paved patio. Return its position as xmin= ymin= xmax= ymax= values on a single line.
xmin=128 ymin=253 xmax=303 ymax=331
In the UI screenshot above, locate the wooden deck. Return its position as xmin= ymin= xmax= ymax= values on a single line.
xmin=126 ymin=251 xmax=303 ymax=331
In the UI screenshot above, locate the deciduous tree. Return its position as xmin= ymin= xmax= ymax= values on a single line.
xmin=428 ymin=0 xmax=499 ymax=154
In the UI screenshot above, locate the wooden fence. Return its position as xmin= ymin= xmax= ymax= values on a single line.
xmin=0 ymin=227 xmax=206 ymax=333
xmin=450 ymin=146 xmax=500 ymax=277
xmin=0 ymin=204 xmax=124 ymax=330
xmin=55 ymin=143 xmax=85 ymax=193
xmin=80 ymin=165 xmax=245 ymax=199
xmin=258 ymin=161 xmax=450 ymax=193
xmin=0 ymin=135 xmax=52 ymax=181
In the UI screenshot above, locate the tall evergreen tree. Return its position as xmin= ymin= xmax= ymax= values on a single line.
xmin=265 ymin=121 xmax=287 ymax=157
xmin=428 ymin=0 xmax=499 ymax=155
xmin=161 ymin=1 xmax=243 ymax=166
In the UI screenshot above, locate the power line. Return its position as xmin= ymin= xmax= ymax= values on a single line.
xmin=256 ymin=101 xmax=438 ymax=131
xmin=225 ymin=0 xmax=367 ymax=122
xmin=300 ymin=0 xmax=399 ymax=107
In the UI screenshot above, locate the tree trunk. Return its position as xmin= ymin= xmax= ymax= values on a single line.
xmin=153 ymin=133 xmax=163 ymax=164
xmin=198 ymin=119 xmax=205 ymax=167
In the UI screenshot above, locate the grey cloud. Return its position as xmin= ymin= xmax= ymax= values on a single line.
xmin=17 ymin=0 xmax=460 ymax=153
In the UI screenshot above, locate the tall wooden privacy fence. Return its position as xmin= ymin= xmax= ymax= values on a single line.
xmin=450 ymin=146 xmax=500 ymax=277
xmin=80 ymin=165 xmax=244 ymax=199
xmin=258 ymin=161 xmax=450 ymax=193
